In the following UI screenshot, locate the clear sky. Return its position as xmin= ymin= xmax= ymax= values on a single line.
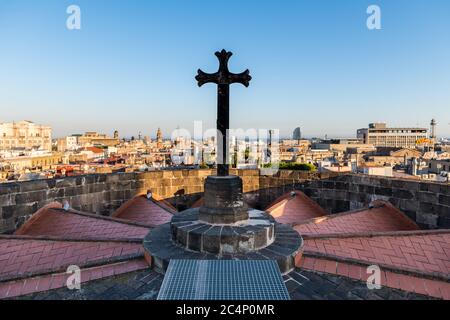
xmin=0 ymin=0 xmax=449 ymax=138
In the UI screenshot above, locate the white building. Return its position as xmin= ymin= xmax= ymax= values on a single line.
xmin=357 ymin=123 xmax=427 ymax=148
xmin=57 ymin=136 xmax=79 ymax=152
xmin=0 ymin=120 xmax=52 ymax=151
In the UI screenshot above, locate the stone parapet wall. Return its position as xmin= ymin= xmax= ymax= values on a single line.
xmin=1 ymin=169 xmax=449 ymax=233
xmin=0 ymin=169 xmax=258 ymax=233
xmin=256 ymin=173 xmax=450 ymax=230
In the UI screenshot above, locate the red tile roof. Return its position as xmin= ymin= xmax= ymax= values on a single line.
xmin=302 ymin=230 xmax=450 ymax=278
xmin=15 ymin=208 xmax=151 ymax=240
xmin=112 ymin=196 xmax=173 ymax=226
xmin=266 ymin=191 xmax=327 ymax=224
xmin=294 ymin=201 xmax=419 ymax=235
xmin=297 ymin=256 xmax=450 ymax=299
xmin=86 ymin=147 xmax=104 ymax=154
xmin=0 ymin=259 xmax=148 ymax=299
xmin=0 ymin=237 xmax=144 ymax=282
xmin=1 ymin=186 xmax=448 ymax=300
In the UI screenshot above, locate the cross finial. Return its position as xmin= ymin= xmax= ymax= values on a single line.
xmin=196 ymin=50 xmax=251 ymax=176
xmin=196 ymin=49 xmax=252 ymax=87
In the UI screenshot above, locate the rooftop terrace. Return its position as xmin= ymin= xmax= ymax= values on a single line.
xmin=0 ymin=170 xmax=449 ymax=300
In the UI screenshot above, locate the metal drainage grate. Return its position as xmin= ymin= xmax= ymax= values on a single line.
xmin=157 ymin=259 xmax=290 ymax=300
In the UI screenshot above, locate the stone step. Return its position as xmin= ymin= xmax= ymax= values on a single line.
xmin=144 ymin=222 xmax=303 ymax=274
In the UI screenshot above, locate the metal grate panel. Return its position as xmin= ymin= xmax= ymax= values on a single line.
xmin=157 ymin=260 xmax=290 ymax=300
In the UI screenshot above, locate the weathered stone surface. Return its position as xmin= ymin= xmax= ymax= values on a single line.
xmin=1 ymin=170 xmax=450 ymax=234
xmin=199 ymin=175 xmax=248 ymax=224
xmin=144 ymin=219 xmax=302 ymax=274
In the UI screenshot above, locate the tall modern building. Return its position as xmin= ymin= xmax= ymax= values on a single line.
xmin=357 ymin=123 xmax=428 ymax=148
xmin=0 ymin=120 xmax=52 ymax=151
xmin=292 ymin=127 xmax=302 ymax=140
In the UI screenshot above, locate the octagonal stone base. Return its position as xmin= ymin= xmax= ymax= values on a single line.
xmin=143 ymin=208 xmax=303 ymax=274
xmin=171 ymin=209 xmax=275 ymax=255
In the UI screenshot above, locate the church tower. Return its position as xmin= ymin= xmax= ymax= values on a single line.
xmin=156 ymin=128 xmax=163 ymax=148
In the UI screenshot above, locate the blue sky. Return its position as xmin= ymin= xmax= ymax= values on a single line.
xmin=0 ymin=0 xmax=449 ymax=138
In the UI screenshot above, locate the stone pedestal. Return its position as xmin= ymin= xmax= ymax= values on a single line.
xmin=144 ymin=208 xmax=303 ymax=274
xmin=199 ymin=175 xmax=248 ymax=224
xmin=143 ymin=174 xmax=304 ymax=274
xmin=172 ymin=209 xmax=275 ymax=255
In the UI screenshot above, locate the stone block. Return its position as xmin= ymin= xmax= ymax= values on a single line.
xmin=439 ymin=194 xmax=450 ymax=206
xmin=399 ymin=199 xmax=420 ymax=212
xmin=64 ymin=186 xmax=84 ymax=197
xmin=416 ymin=212 xmax=438 ymax=228
xmin=348 ymin=192 xmax=366 ymax=203
xmin=220 ymin=226 xmax=238 ymax=254
xmin=203 ymin=226 xmax=222 ymax=254
xmin=0 ymin=183 xmax=19 ymax=195
xmin=427 ymin=183 xmax=442 ymax=194
xmin=403 ymin=210 xmax=416 ymax=221
xmin=322 ymin=181 xmax=335 ymax=189
xmin=438 ymin=217 xmax=450 ymax=228
xmin=12 ymin=204 xmax=37 ymax=218
xmin=0 ymin=194 xmax=15 ymax=206
xmin=401 ymin=181 xmax=420 ymax=192
xmin=120 ymin=172 xmax=136 ymax=181
xmin=441 ymin=185 xmax=450 ymax=195
xmin=393 ymin=189 xmax=414 ymax=200
xmin=417 ymin=192 xmax=438 ymax=204
xmin=46 ymin=179 xmax=56 ymax=188
xmin=1 ymin=206 xmax=14 ymax=219
xmin=359 ymin=185 xmax=374 ymax=194
xmin=374 ymin=187 xmax=392 ymax=197
xmin=434 ymin=204 xmax=450 ymax=217
xmin=15 ymin=190 xmax=47 ymax=204
xmin=19 ymin=180 xmax=49 ymax=192
xmin=105 ymin=174 xmax=120 ymax=183
xmin=162 ymin=171 xmax=175 ymax=178
xmin=55 ymin=178 xmax=77 ymax=188
xmin=419 ymin=202 xmax=435 ymax=213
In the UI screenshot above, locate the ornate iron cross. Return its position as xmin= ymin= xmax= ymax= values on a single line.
xmin=196 ymin=49 xmax=252 ymax=176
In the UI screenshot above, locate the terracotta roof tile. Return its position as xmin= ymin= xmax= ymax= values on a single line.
xmin=297 ymin=256 xmax=450 ymax=299
xmin=266 ymin=191 xmax=327 ymax=224
xmin=112 ymin=196 xmax=173 ymax=226
xmin=15 ymin=208 xmax=150 ymax=240
xmin=303 ymin=231 xmax=450 ymax=278
xmin=0 ymin=259 xmax=148 ymax=299
xmin=294 ymin=201 xmax=419 ymax=235
xmin=0 ymin=237 xmax=144 ymax=282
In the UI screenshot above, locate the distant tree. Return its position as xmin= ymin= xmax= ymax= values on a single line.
xmin=199 ymin=163 xmax=209 ymax=169
xmin=263 ymin=162 xmax=317 ymax=172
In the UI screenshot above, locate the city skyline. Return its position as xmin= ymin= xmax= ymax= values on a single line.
xmin=0 ymin=0 xmax=449 ymax=137
xmin=0 ymin=118 xmax=441 ymax=141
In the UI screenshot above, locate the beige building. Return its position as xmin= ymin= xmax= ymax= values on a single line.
xmin=2 ymin=153 xmax=63 ymax=171
xmin=0 ymin=121 xmax=52 ymax=151
xmin=365 ymin=148 xmax=422 ymax=166
xmin=360 ymin=163 xmax=393 ymax=177
xmin=77 ymin=132 xmax=119 ymax=147
xmin=357 ymin=123 xmax=427 ymax=148
xmin=428 ymin=159 xmax=450 ymax=174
